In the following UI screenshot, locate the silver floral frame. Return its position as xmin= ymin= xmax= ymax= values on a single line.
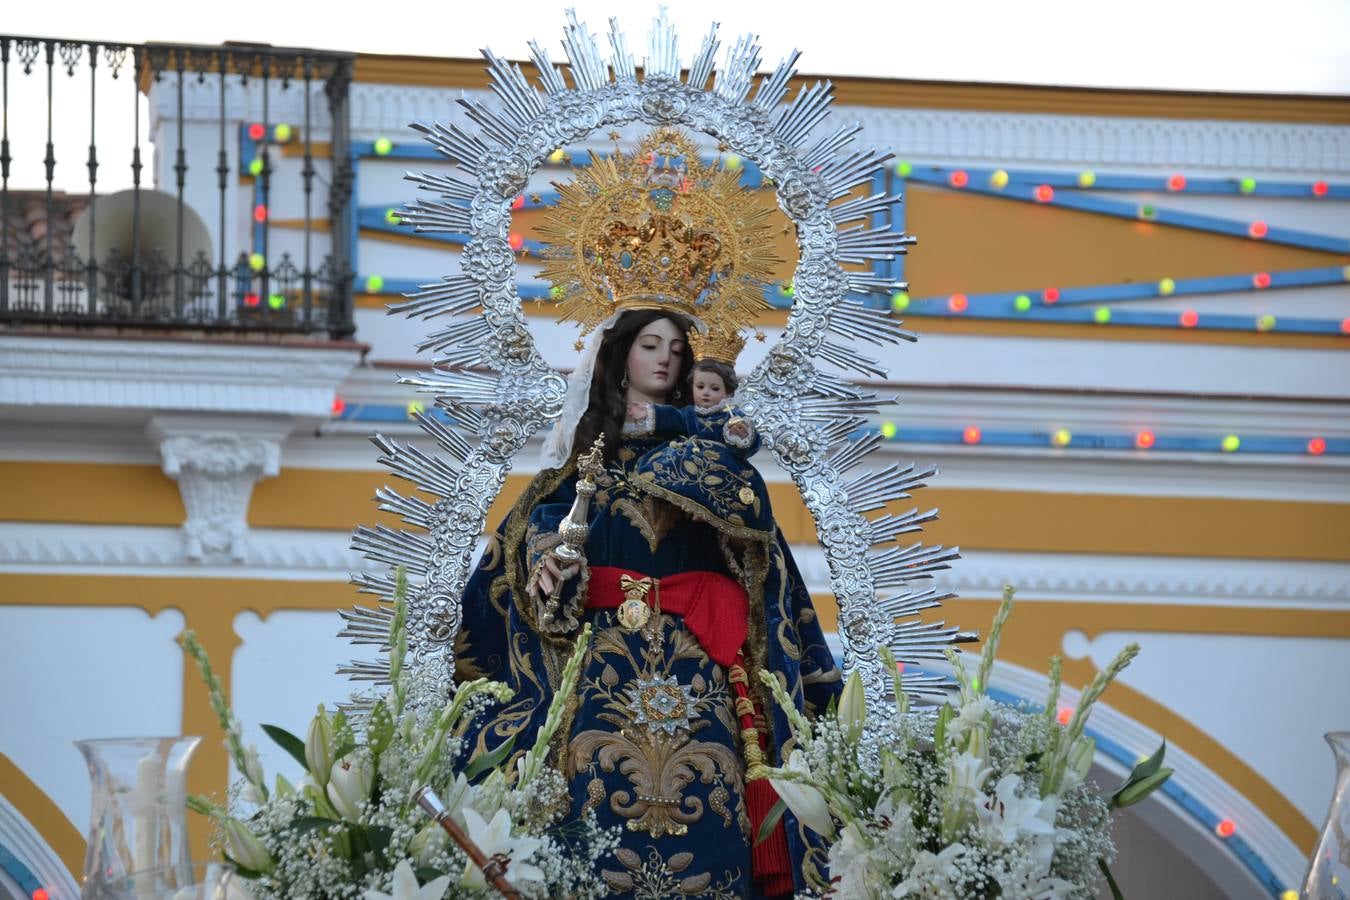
xmin=343 ymin=12 xmax=968 ymax=712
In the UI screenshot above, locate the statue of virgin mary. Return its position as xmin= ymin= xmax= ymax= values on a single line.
xmin=450 ymin=130 xmax=842 ymax=898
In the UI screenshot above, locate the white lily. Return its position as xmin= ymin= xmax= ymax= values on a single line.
xmin=893 ymin=842 xmax=967 ymax=897
xmin=769 ymin=750 xmax=836 ymax=839
xmin=305 ymin=705 xmax=335 ymax=787
xmin=221 ymin=818 xmax=274 ymax=874
xmin=363 ymin=858 xmax=450 ymax=900
xmin=826 ymin=821 xmax=880 ymax=899
xmin=976 ymin=773 xmax=1057 ymax=845
xmin=459 ymin=808 xmax=545 ymax=891
xmin=326 ymin=752 xmax=373 ymax=822
xmin=837 ymin=668 xmax=867 ymax=739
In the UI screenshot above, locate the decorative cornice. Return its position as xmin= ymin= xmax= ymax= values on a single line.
xmin=0 ymin=336 xmax=362 ymax=421
xmin=2 ymin=523 xmax=1345 ymax=611
xmin=348 ymin=53 xmax=1350 ymax=125
xmin=0 ymin=523 xmax=359 ymax=576
xmin=148 ymin=76 xmax=1350 ymax=176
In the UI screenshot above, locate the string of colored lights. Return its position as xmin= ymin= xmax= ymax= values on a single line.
xmin=905 ymin=164 xmax=1348 ymax=200
xmin=901 ymin=164 xmax=1350 ymax=254
xmin=888 ymin=266 xmax=1350 ymax=336
xmin=253 ymin=127 xmax=1349 ymax=338
xmin=326 ymin=402 xmax=1345 ymax=458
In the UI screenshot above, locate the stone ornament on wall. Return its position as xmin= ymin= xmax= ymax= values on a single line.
xmin=148 ymin=417 xmax=288 ymax=563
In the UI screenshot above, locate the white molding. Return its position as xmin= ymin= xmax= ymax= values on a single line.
xmin=0 ymin=795 xmax=79 ymax=900
xmin=1 ymin=523 xmax=1345 ymax=612
xmin=0 ymin=336 xmax=362 ymax=422
xmin=789 ymin=545 xmax=1350 ymax=611
xmin=0 ymin=523 xmax=358 ymax=579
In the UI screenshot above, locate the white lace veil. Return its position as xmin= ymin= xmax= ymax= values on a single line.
xmin=540 ymin=311 xmax=623 ymax=469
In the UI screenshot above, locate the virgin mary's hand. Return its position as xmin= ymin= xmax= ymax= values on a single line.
xmin=531 ymin=554 xmax=580 ymax=600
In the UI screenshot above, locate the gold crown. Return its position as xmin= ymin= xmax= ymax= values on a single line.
xmin=687 ymin=324 xmax=747 ymax=366
xmin=538 ymin=129 xmax=779 ymax=337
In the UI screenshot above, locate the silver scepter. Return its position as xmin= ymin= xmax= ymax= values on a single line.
xmin=541 ymin=434 xmax=605 ymax=629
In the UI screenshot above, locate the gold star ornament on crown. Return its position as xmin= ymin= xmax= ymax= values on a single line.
xmin=537 ymin=129 xmax=780 ymax=341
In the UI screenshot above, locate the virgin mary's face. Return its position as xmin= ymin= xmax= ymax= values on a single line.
xmin=624 ymin=317 xmax=686 ymax=404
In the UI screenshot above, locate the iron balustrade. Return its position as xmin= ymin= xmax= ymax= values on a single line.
xmin=0 ymin=36 xmax=356 ymax=338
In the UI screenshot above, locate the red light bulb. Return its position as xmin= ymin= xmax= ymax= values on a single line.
xmin=948 ymin=293 xmax=969 ymax=313
xmin=1180 ymin=309 xmax=1199 ymax=328
xmin=252 ymin=204 xmax=267 ymax=223
xmin=1216 ymin=819 xmax=1236 ymax=838
xmin=1034 ymin=184 xmax=1054 ymax=203
xmin=963 ymin=426 xmax=982 ymax=444
xmin=1308 ymin=438 xmax=1327 ymax=456
xmin=508 ymin=233 xmax=525 ymax=250
xmin=1042 ymin=287 xmax=1060 ymax=304
xmin=33 ymin=890 xmax=50 ymax=900
xmin=1252 ymin=272 xmax=1271 ymax=289
xmin=1342 ymin=318 xmax=1350 ymax=334
xmin=247 ymin=122 xmax=265 ymax=141
xmin=949 ymin=170 xmax=969 ymax=188
xmin=1167 ymin=174 xmax=1187 ymax=191
xmin=1312 ymin=181 xmax=1328 ymax=197
xmin=1056 ymin=708 xmax=1072 ymax=726
xmin=1135 ymin=430 xmax=1156 ymax=449
xmin=1248 ymin=221 xmax=1268 ymax=239
xmin=243 ymin=293 xmax=261 ymax=308
xmin=331 ymin=396 xmax=346 ymax=416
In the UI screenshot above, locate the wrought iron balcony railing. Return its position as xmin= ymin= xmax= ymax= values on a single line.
xmin=0 ymin=36 xmax=356 ymax=338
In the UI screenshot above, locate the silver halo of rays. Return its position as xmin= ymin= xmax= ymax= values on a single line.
xmin=341 ymin=9 xmax=975 ymax=714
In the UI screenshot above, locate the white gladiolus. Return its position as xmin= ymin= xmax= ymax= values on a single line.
xmin=769 ymin=750 xmax=836 ymax=839
xmin=305 ymin=705 xmax=335 ymax=787
xmin=947 ymin=750 xmax=993 ymax=801
xmin=222 ymin=818 xmax=274 ymax=874
xmin=326 ymin=753 xmax=373 ymax=822
xmin=1062 ymin=736 xmax=1096 ymax=792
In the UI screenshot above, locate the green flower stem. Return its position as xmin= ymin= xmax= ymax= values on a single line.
xmin=413 ymin=678 xmax=514 ymax=786
xmin=757 ymin=669 xmax=813 ymax=752
xmin=1046 ymin=643 xmax=1140 ymax=795
xmin=389 ymin=568 xmax=410 ymax=716
xmin=878 ymin=645 xmax=908 ymax=717
xmin=180 ymin=629 xmax=268 ymax=803
xmin=975 ymin=585 xmax=1015 ymax=695
xmin=519 ymin=624 xmax=592 ymax=789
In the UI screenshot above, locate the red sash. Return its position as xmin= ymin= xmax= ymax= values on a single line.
xmin=587 ymin=566 xmax=748 ymax=667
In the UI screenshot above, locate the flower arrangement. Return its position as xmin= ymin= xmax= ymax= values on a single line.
xmin=759 ymin=585 xmax=1173 ymax=899
xmin=180 ymin=570 xmax=618 ymax=899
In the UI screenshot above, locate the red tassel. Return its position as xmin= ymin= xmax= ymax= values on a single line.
xmin=747 ymin=776 xmax=794 ymax=897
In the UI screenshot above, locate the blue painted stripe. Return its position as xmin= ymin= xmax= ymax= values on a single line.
xmin=0 ymin=840 xmax=43 ymax=896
